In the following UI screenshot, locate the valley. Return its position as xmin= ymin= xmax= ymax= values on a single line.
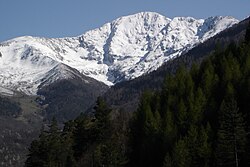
xmin=0 ymin=12 xmax=249 ymax=167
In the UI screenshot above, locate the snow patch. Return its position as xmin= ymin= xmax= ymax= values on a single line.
xmin=0 ymin=86 xmax=14 ymax=96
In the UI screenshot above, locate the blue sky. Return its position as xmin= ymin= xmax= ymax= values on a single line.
xmin=0 ymin=0 xmax=249 ymax=42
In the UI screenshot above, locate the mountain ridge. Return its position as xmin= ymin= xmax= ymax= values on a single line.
xmin=103 ymin=16 xmax=250 ymax=112
xmin=0 ymin=12 xmax=239 ymax=95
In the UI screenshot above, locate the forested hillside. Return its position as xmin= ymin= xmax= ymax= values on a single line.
xmin=129 ymin=38 xmax=250 ymax=166
xmin=104 ymin=17 xmax=250 ymax=112
xmin=37 ymin=76 xmax=108 ymax=122
xmin=25 ymin=21 xmax=250 ymax=167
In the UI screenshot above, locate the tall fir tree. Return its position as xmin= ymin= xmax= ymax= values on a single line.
xmin=216 ymin=99 xmax=247 ymax=167
xmin=94 ymin=97 xmax=112 ymax=141
xmin=173 ymin=138 xmax=190 ymax=167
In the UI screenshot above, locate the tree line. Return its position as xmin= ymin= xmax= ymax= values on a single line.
xmin=25 ymin=22 xmax=250 ymax=167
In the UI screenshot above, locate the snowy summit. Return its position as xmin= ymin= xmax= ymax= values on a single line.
xmin=0 ymin=12 xmax=239 ymax=95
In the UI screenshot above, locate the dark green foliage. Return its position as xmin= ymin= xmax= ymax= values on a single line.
xmin=104 ymin=17 xmax=250 ymax=113
xmin=130 ymin=92 xmax=164 ymax=167
xmin=173 ymin=138 xmax=190 ymax=167
xmin=25 ymin=21 xmax=250 ymax=166
xmin=129 ymin=36 xmax=250 ymax=166
xmin=25 ymin=118 xmax=76 ymax=167
xmin=163 ymin=153 xmax=173 ymax=167
xmin=216 ymin=99 xmax=247 ymax=167
xmin=94 ymin=97 xmax=112 ymax=141
xmin=25 ymin=98 xmax=129 ymax=167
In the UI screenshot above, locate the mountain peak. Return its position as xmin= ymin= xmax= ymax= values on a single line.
xmin=0 ymin=12 xmax=239 ymax=95
xmin=117 ymin=11 xmax=167 ymax=20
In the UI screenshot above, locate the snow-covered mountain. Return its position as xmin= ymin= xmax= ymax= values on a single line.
xmin=0 ymin=12 xmax=239 ymax=95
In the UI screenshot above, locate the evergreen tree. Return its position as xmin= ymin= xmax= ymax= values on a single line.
xmin=25 ymin=129 xmax=48 ymax=167
xmin=173 ymin=138 xmax=190 ymax=167
xmin=197 ymin=125 xmax=212 ymax=167
xmin=163 ymin=153 xmax=173 ymax=167
xmin=216 ymin=99 xmax=247 ymax=167
xmin=25 ymin=119 xmax=75 ymax=167
xmin=46 ymin=118 xmax=63 ymax=166
xmin=94 ymin=97 xmax=112 ymax=141
xmin=187 ymin=125 xmax=199 ymax=166
xmin=73 ymin=115 xmax=95 ymax=160
xmin=163 ymin=110 xmax=177 ymax=147
xmin=130 ymin=92 xmax=165 ymax=166
xmin=176 ymin=98 xmax=188 ymax=135
xmin=25 ymin=27 xmax=250 ymax=167
xmin=94 ymin=144 xmax=111 ymax=167
xmin=190 ymin=87 xmax=206 ymax=124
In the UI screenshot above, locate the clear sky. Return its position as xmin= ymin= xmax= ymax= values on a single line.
xmin=0 ymin=0 xmax=249 ymax=42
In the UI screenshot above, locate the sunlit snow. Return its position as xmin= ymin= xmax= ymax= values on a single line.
xmin=0 ymin=12 xmax=238 ymax=95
